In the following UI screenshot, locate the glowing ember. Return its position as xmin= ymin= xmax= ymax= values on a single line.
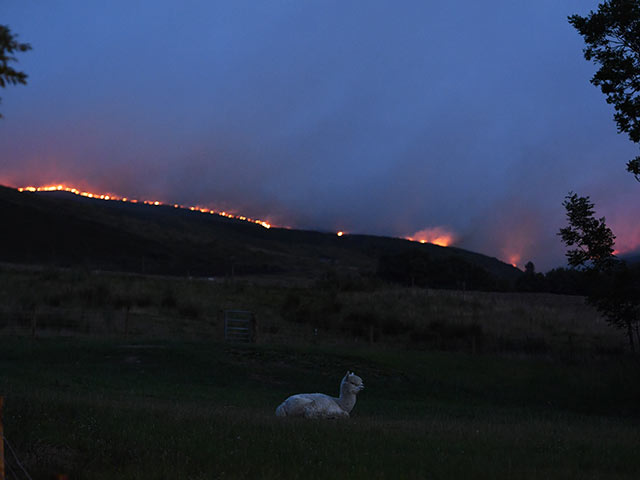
xmin=10 ymin=185 xmax=560 ymax=268
xmin=17 ymin=184 xmax=274 ymax=229
xmin=406 ymin=227 xmax=455 ymax=247
xmin=507 ymin=254 xmax=521 ymax=269
xmin=608 ymin=221 xmax=640 ymax=257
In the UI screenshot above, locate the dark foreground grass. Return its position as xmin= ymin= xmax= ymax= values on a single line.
xmin=1 ymin=337 xmax=639 ymax=479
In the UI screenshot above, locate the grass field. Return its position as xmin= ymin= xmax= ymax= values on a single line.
xmin=0 ymin=264 xmax=623 ymax=354
xmin=0 ymin=264 xmax=638 ymax=478
xmin=1 ymin=337 xmax=639 ymax=479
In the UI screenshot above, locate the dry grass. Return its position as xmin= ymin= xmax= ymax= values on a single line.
xmin=0 ymin=264 xmax=625 ymax=355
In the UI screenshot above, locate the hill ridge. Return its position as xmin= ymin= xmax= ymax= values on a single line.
xmin=0 ymin=184 xmax=522 ymax=284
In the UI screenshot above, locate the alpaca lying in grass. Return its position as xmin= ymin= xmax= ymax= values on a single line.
xmin=275 ymin=371 xmax=364 ymax=419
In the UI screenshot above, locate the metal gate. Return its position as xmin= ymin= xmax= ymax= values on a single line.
xmin=224 ymin=310 xmax=255 ymax=343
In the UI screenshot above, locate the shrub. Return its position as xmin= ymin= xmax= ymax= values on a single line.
xmin=78 ymin=282 xmax=111 ymax=307
xmin=178 ymin=300 xmax=201 ymax=319
xmin=410 ymin=320 xmax=484 ymax=350
xmin=160 ymin=288 xmax=177 ymax=309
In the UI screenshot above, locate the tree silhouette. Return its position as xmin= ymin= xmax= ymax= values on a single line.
xmin=558 ymin=193 xmax=616 ymax=271
xmin=559 ymin=192 xmax=640 ymax=351
xmin=588 ymin=263 xmax=640 ymax=352
xmin=569 ymin=1 xmax=640 ymax=181
xmin=524 ymin=261 xmax=535 ymax=275
xmin=0 ymin=24 xmax=31 ymax=118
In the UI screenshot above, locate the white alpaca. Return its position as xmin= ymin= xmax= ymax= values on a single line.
xmin=275 ymin=371 xmax=364 ymax=419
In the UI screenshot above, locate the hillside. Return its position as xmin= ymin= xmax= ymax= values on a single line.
xmin=621 ymin=251 xmax=640 ymax=265
xmin=0 ymin=185 xmax=521 ymax=284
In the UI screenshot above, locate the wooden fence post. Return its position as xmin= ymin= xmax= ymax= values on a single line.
xmin=31 ymin=308 xmax=37 ymax=338
xmin=124 ymin=305 xmax=130 ymax=336
xmin=252 ymin=313 xmax=257 ymax=344
xmin=1 ymin=396 xmax=5 ymax=480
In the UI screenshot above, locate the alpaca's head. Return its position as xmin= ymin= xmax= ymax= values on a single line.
xmin=341 ymin=371 xmax=365 ymax=395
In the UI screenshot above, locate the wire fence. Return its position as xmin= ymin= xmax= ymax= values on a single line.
xmin=0 ymin=305 xmax=224 ymax=339
xmin=1 ymin=396 xmax=32 ymax=480
xmin=0 ymin=305 xmax=339 ymax=346
xmin=2 ymin=434 xmax=33 ymax=480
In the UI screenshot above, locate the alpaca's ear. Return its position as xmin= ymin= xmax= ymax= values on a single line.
xmin=345 ymin=371 xmax=350 ymax=377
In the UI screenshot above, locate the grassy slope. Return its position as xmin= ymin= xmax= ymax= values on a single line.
xmin=0 ymin=265 xmax=621 ymax=354
xmin=621 ymin=252 xmax=640 ymax=265
xmin=1 ymin=338 xmax=639 ymax=479
xmin=0 ymin=185 xmax=522 ymax=281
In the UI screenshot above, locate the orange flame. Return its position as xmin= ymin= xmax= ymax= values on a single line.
xmin=406 ymin=227 xmax=455 ymax=247
xmin=609 ymin=222 xmax=640 ymax=257
xmin=507 ymin=253 xmax=521 ymax=269
xmin=17 ymin=184 xmax=272 ymax=229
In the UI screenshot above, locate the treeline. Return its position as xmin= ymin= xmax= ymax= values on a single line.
xmin=516 ymin=263 xmax=593 ymax=295
xmin=377 ymin=249 xmax=640 ymax=296
xmin=377 ymin=249 xmax=507 ymax=291
xmin=516 ymin=261 xmax=640 ymax=297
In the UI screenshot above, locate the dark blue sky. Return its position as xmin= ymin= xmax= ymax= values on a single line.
xmin=2 ymin=1 xmax=638 ymax=270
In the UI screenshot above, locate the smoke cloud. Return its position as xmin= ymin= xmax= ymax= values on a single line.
xmin=1 ymin=0 xmax=638 ymax=271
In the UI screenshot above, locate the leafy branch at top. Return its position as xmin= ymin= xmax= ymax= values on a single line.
xmin=0 ymin=24 xmax=32 ymax=118
xmin=569 ymin=1 xmax=640 ymax=181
